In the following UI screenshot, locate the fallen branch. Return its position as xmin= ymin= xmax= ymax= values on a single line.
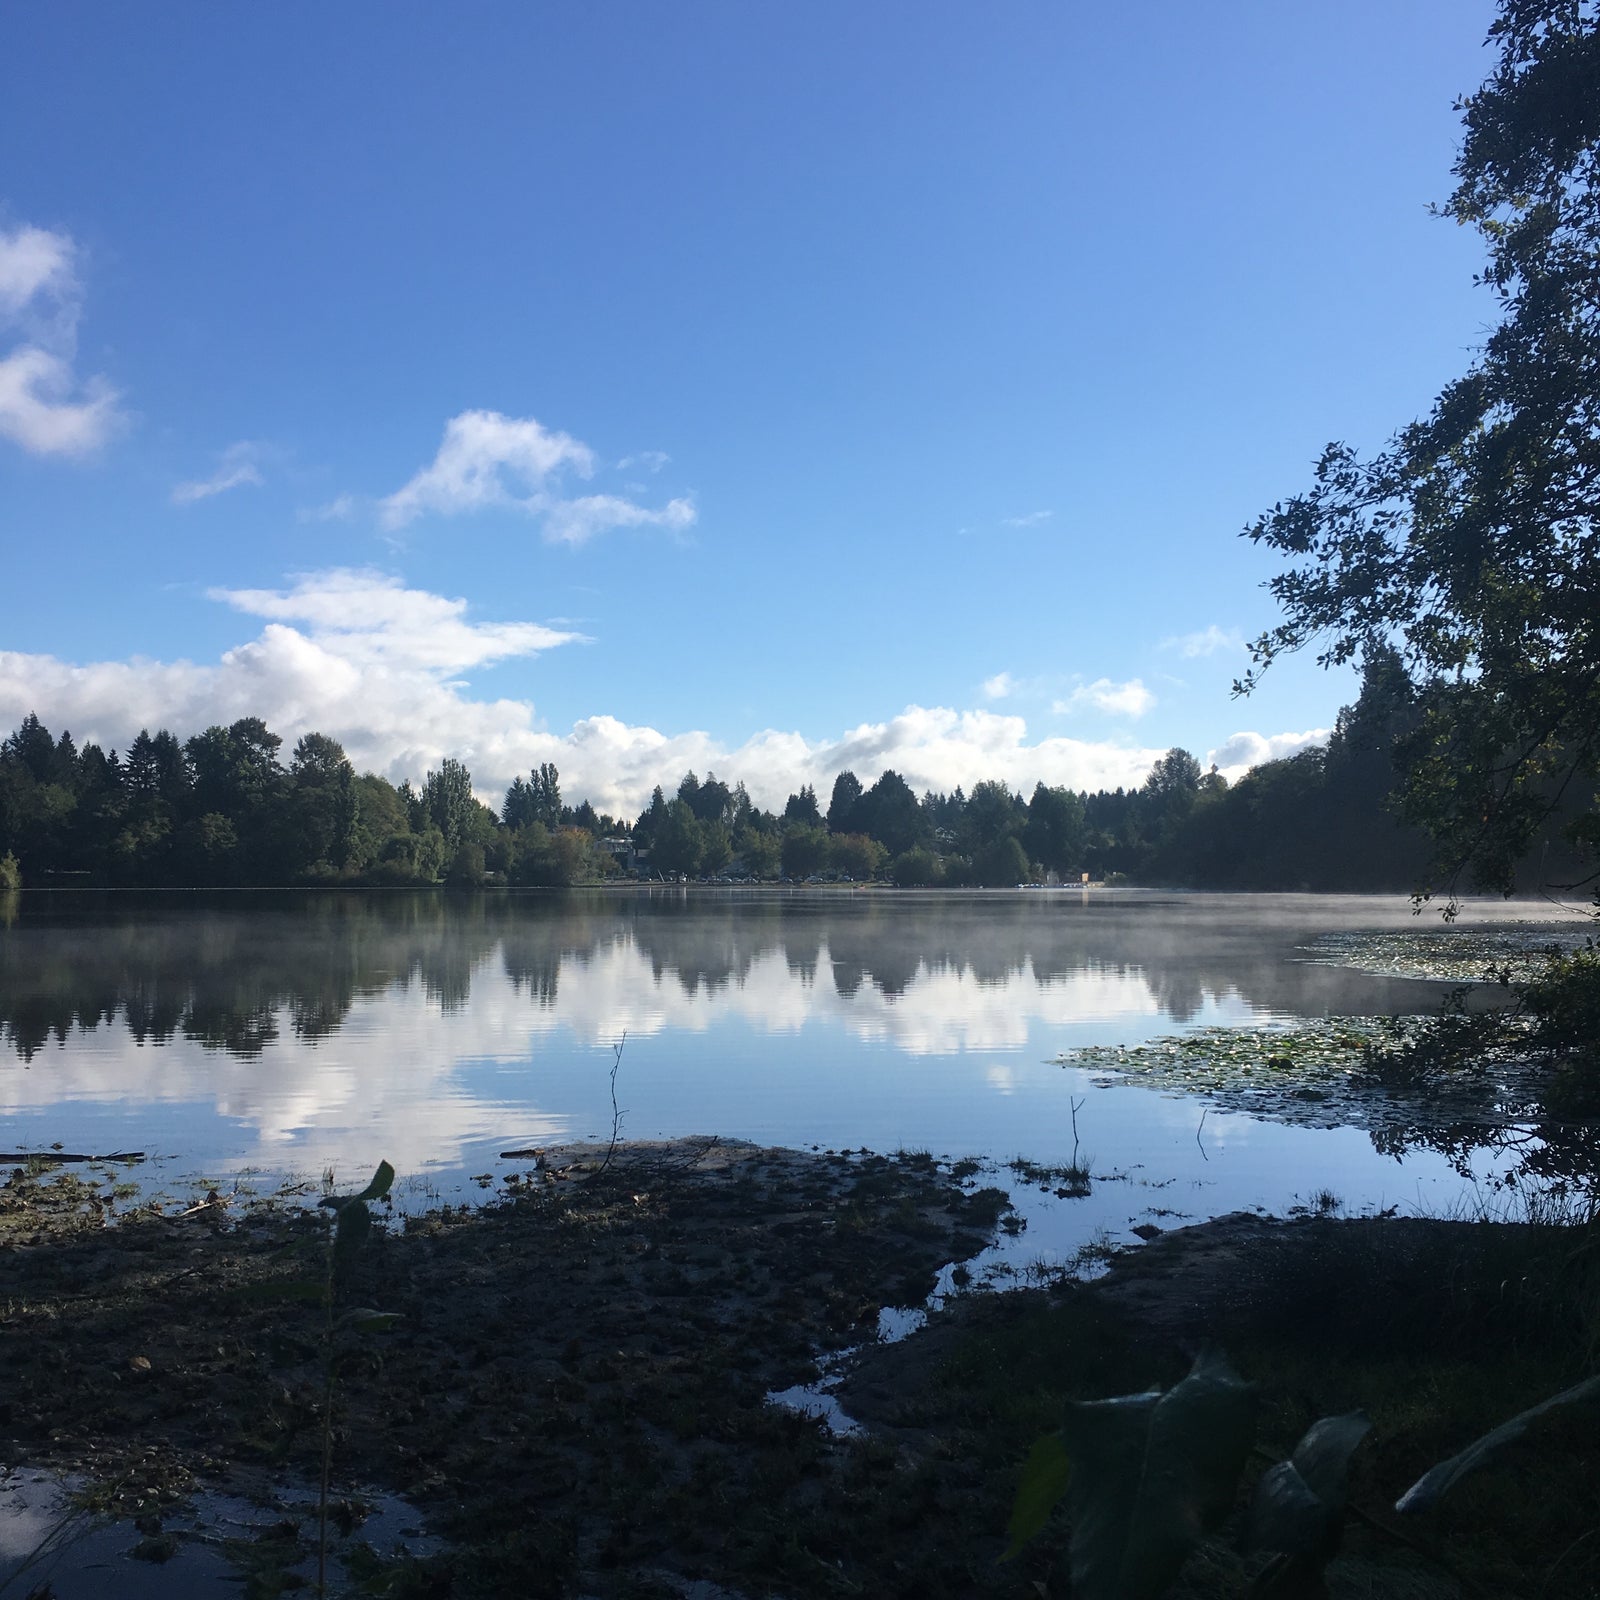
xmin=1 ymin=1150 xmax=145 ymax=1165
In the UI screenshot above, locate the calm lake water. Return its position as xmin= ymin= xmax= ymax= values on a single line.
xmin=0 ymin=888 xmax=1586 ymax=1263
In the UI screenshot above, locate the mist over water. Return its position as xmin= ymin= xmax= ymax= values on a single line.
xmin=0 ymin=889 xmax=1583 ymax=1242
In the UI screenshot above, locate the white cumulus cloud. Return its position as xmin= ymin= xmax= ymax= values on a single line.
xmin=0 ymin=571 xmax=586 ymax=797
xmin=208 ymin=569 xmax=586 ymax=671
xmin=1053 ymin=678 xmax=1156 ymax=719
xmin=0 ymin=571 xmax=1176 ymax=818
xmin=0 ymin=222 xmax=123 ymax=457
xmin=378 ymin=410 xmax=695 ymax=545
xmin=172 ymin=441 xmax=266 ymax=505
xmin=981 ymin=672 xmax=1016 ymax=700
xmin=381 ymin=410 xmax=594 ymax=527
xmin=1206 ymin=728 xmax=1330 ymax=782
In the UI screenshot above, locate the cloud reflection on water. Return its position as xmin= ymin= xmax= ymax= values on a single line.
xmin=0 ymin=889 xmax=1577 ymax=1188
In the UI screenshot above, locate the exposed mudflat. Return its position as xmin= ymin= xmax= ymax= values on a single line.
xmin=3 ymin=1145 xmax=1595 ymax=1599
xmin=0 ymin=1139 xmax=1008 ymax=1596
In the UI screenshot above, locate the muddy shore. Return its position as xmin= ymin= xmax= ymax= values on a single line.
xmin=2 ymin=1143 xmax=1596 ymax=1598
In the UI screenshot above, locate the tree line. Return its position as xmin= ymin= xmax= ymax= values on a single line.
xmin=5 ymin=658 xmax=1575 ymax=894
xmin=0 ymin=717 xmax=618 ymax=889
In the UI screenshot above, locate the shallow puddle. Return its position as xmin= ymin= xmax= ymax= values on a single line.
xmin=0 ymin=1465 xmax=440 ymax=1598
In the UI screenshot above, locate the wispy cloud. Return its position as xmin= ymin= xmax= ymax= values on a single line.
xmin=1053 ymin=677 xmax=1155 ymax=718
xmin=0 ymin=222 xmax=124 ymax=458
xmin=172 ymin=441 xmax=266 ymax=505
xmin=0 ymin=225 xmax=76 ymax=322
xmin=1001 ymin=509 xmax=1053 ymax=528
xmin=378 ymin=409 xmax=695 ymax=545
xmin=981 ymin=671 xmax=1016 ymax=701
xmin=1161 ymin=624 xmax=1244 ymax=658
xmin=541 ymin=493 xmax=696 ymax=547
xmin=299 ymin=492 xmax=361 ymax=523
xmin=616 ymin=449 xmax=670 ymax=473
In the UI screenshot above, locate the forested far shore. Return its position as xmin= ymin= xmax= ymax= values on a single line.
xmin=0 ymin=661 xmax=1586 ymax=894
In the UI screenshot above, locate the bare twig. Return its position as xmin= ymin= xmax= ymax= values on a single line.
xmin=595 ymin=1032 xmax=628 ymax=1178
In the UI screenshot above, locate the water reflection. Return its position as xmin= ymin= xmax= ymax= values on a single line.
xmin=0 ymin=889 xmax=1582 ymax=1203
xmin=2 ymin=888 xmax=1465 ymax=1064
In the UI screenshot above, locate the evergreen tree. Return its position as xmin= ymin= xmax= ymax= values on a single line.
xmin=783 ymin=784 xmax=822 ymax=827
xmin=826 ymin=770 xmax=863 ymax=833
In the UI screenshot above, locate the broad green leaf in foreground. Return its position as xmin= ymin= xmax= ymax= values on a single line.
xmin=348 ymin=1159 xmax=395 ymax=1205
xmin=320 ymin=1159 xmax=396 ymax=1211
xmin=1249 ymin=1411 xmax=1372 ymax=1559
xmin=1396 ymin=1375 xmax=1600 ymax=1514
xmin=1003 ymin=1432 xmax=1072 ymax=1560
xmin=1060 ymin=1348 xmax=1257 ymax=1600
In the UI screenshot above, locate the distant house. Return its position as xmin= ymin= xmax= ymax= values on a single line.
xmin=599 ymin=837 xmax=638 ymax=871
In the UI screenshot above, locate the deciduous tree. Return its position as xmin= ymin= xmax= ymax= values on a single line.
xmin=1242 ymin=0 xmax=1600 ymax=898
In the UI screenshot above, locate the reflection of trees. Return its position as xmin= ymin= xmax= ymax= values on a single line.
xmin=0 ymin=887 xmax=1516 ymax=1069
xmin=4 ymin=887 xmax=1586 ymax=1189
xmin=0 ymin=890 xmax=504 ymax=1061
xmin=1368 ymin=1071 xmax=1600 ymax=1196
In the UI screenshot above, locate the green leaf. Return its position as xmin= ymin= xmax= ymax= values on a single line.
xmin=320 ymin=1159 xmax=396 ymax=1212
xmin=1003 ymin=1432 xmax=1071 ymax=1560
xmin=1249 ymin=1411 xmax=1371 ymax=1559
xmin=1396 ymin=1375 xmax=1600 ymax=1514
xmin=1060 ymin=1348 xmax=1257 ymax=1600
xmin=349 ymin=1159 xmax=395 ymax=1204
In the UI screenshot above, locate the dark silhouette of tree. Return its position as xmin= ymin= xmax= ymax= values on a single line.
xmin=1242 ymin=0 xmax=1600 ymax=898
xmin=652 ymin=798 xmax=704 ymax=876
xmin=783 ymin=784 xmax=822 ymax=827
xmin=1025 ymin=783 xmax=1087 ymax=876
xmin=2 ymin=714 xmax=58 ymax=785
xmin=632 ymin=786 xmax=670 ymax=852
xmin=855 ymin=770 xmax=925 ymax=857
xmin=826 ymin=770 xmax=863 ymax=834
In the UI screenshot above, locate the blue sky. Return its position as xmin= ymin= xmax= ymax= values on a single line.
xmin=1 ymin=2 xmax=1499 ymax=815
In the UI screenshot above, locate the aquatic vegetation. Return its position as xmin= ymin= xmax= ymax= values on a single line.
xmin=1057 ymin=1012 xmax=1600 ymax=1200
xmin=1297 ymin=923 xmax=1586 ymax=985
xmin=1058 ymin=1013 xmax=1554 ymax=1103
xmin=1056 ymin=1020 xmax=1435 ymax=1135
xmin=1007 ymin=1153 xmax=1093 ymax=1197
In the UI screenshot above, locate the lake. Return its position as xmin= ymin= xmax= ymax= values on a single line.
xmin=0 ymin=887 xmax=1586 ymax=1265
